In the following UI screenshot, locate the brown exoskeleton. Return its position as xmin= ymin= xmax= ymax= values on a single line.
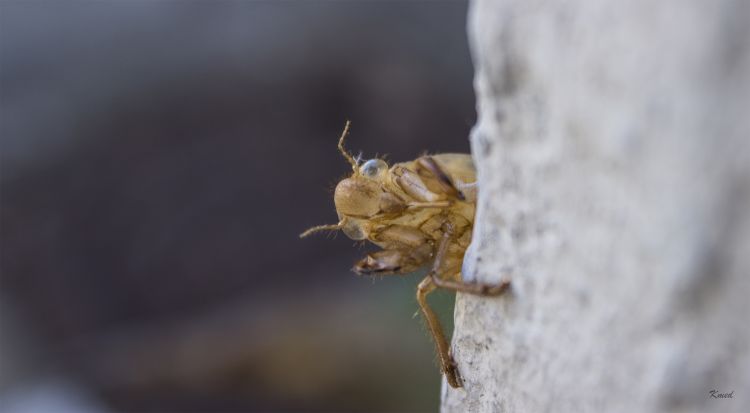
xmin=300 ymin=121 xmax=510 ymax=388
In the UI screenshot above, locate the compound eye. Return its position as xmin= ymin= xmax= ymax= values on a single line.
xmin=360 ymin=159 xmax=388 ymax=179
xmin=341 ymin=219 xmax=367 ymax=240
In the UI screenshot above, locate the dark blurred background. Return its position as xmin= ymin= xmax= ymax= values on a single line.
xmin=0 ymin=2 xmax=476 ymax=412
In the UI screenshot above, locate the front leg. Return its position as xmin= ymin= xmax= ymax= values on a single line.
xmin=417 ymin=275 xmax=462 ymax=388
xmin=417 ymin=223 xmax=512 ymax=388
xmin=353 ymin=243 xmax=432 ymax=275
xmin=432 ymin=276 xmax=511 ymax=296
xmin=431 ymin=222 xmax=512 ymax=296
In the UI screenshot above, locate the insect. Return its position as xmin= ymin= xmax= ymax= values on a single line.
xmin=300 ymin=121 xmax=510 ymax=388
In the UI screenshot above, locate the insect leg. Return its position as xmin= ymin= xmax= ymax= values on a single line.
xmin=417 ymin=275 xmax=463 ymax=388
xmin=353 ymin=244 xmax=432 ymax=276
xmin=431 ymin=222 xmax=512 ymax=296
xmin=432 ymin=276 xmax=511 ymax=296
xmin=414 ymin=223 xmax=470 ymax=388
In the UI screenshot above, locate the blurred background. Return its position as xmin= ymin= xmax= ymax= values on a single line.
xmin=0 ymin=2 xmax=477 ymax=412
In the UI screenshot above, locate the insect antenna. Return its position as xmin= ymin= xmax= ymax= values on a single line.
xmin=337 ymin=120 xmax=359 ymax=174
xmin=299 ymin=220 xmax=344 ymax=238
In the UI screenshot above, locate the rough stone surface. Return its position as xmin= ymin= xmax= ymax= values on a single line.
xmin=443 ymin=1 xmax=750 ymax=412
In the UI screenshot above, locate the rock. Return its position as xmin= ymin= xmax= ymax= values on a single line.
xmin=443 ymin=1 xmax=750 ymax=412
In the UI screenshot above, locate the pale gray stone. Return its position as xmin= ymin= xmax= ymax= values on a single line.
xmin=443 ymin=1 xmax=750 ymax=412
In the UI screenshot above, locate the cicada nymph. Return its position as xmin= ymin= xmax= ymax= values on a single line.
xmin=301 ymin=121 xmax=510 ymax=388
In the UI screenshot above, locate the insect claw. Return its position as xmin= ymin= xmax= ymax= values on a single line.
xmin=445 ymin=362 xmax=464 ymax=388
